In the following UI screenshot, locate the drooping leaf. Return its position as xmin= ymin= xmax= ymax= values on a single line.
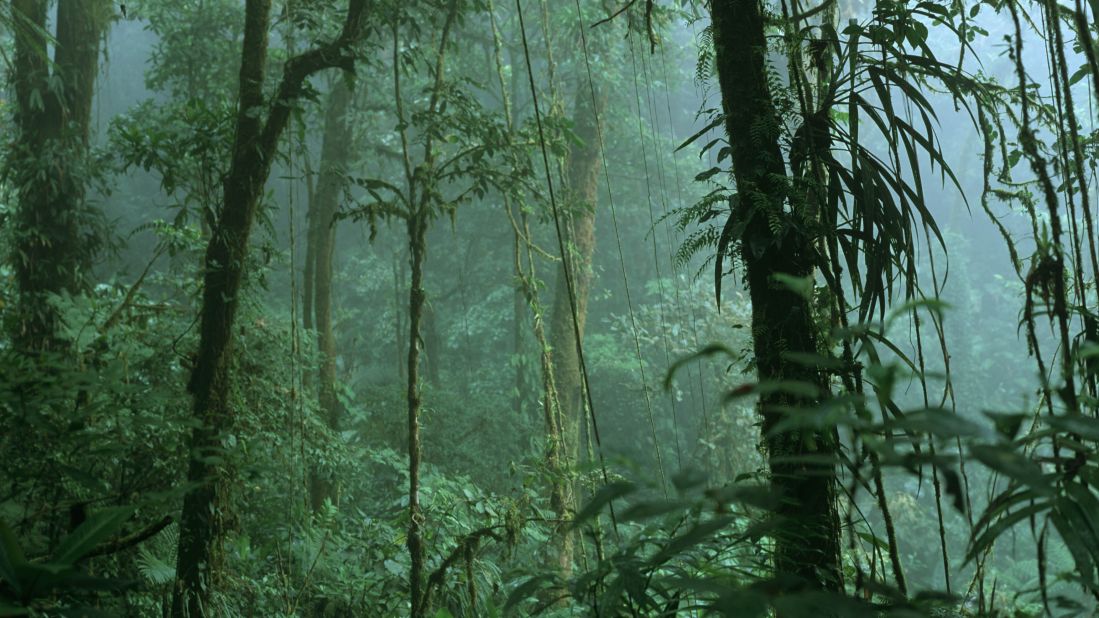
xmin=664 ymin=343 xmax=737 ymax=391
xmin=887 ymin=408 xmax=992 ymax=440
xmin=967 ymin=501 xmax=1049 ymax=563
xmin=619 ymin=500 xmax=684 ymax=522
xmin=676 ymin=113 xmax=725 ymax=153
xmin=970 ymin=445 xmax=1050 ymax=494
xmin=571 ymin=482 xmax=635 ymax=529
xmin=649 ymin=515 xmax=736 ymax=566
xmin=53 ymin=507 xmax=134 ymax=566
xmin=1048 ymin=414 xmax=1099 ymax=442
xmin=715 ymin=193 xmax=743 ymax=309
xmin=504 ymin=574 xmax=556 ymax=614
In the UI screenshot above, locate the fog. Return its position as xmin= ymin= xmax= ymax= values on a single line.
xmin=2 ymin=1 xmax=1098 ymax=616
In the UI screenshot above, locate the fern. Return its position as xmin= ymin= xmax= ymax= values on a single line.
xmin=136 ymin=523 xmax=178 ymax=587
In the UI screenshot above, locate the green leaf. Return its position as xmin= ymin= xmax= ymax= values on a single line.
xmin=714 ymin=194 xmax=744 ymax=309
xmin=724 ymin=380 xmax=822 ymax=402
xmin=694 ymin=166 xmax=722 ymax=182
xmin=1051 ymin=505 xmax=1099 ymax=590
xmin=780 ymin=351 xmax=845 ymax=370
xmin=967 ymin=501 xmax=1049 ymax=563
xmin=888 ymin=408 xmax=992 ymax=440
xmin=53 ymin=507 xmax=134 ymax=566
xmin=0 ymin=520 xmax=25 ymax=596
xmin=1048 ymin=414 xmax=1099 ymax=441
xmin=649 ymin=515 xmax=736 ymax=565
xmin=985 ymin=412 xmax=1027 ymax=440
xmin=619 ymin=500 xmax=683 ymax=522
xmin=969 ymin=445 xmax=1050 ymax=494
xmin=571 ymin=482 xmax=635 ymax=529
xmin=504 ymin=574 xmax=555 ymax=613
xmin=676 ymin=114 xmax=724 ymax=153
xmin=771 ymin=273 xmax=814 ymax=300
xmin=1058 ymin=490 xmax=1099 ymax=581
xmin=857 ymin=531 xmax=889 ymax=551
xmin=1068 ymin=63 xmax=1092 ymax=87
xmin=663 ymin=340 xmax=734 ymax=389
xmin=382 ymin=559 xmax=402 ymax=576
xmin=671 ymin=467 xmax=708 ymax=492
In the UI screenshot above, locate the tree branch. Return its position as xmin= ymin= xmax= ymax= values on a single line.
xmin=85 ymin=516 xmax=174 ymax=559
xmin=420 ymin=525 xmax=503 ymax=612
xmin=257 ymin=0 xmax=372 ymax=166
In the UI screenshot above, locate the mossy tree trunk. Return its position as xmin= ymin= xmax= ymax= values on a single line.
xmin=170 ymin=2 xmax=369 ymax=615
xmin=405 ymin=208 xmax=428 ymax=617
xmin=546 ymin=79 xmax=606 ymax=576
xmin=392 ymin=3 xmax=461 ymax=614
xmin=708 ymin=0 xmax=843 ymax=592
xmin=306 ymin=79 xmax=354 ymax=512
xmin=9 ymin=0 xmax=110 ymax=351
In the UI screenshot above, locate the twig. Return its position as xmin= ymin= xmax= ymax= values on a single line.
xmin=590 ymin=0 xmax=657 ymax=52
xmin=100 ymin=245 xmax=167 ymax=332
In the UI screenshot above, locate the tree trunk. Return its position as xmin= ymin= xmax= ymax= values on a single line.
xmin=709 ymin=0 xmax=842 ymax=592
xmin=422 ymin=299 xmax=442 ymax=388
xmin=171 ymin=2 xmax=369 ymax=615
xmin=513 ymin=262 xmax=530 ymax=414
xmin=9 ymin=0 xmax=109 ymax=351
xmin=406 ymin=211 xmax=428 ymax=618
xmin=397 ymin=4 xmax=460 ymax=612
xmin=393 ymin=250 xmax=408 ymax=382
xmin=307 ymin=79 xmax=354 ymax=512
xmin=546 ymin=79 xmax=606 ymax=576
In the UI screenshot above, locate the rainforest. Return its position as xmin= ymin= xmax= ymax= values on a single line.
xmin=2 ymin=0 xmax=1099 ymax=616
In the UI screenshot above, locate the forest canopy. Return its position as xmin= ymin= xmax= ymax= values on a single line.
xmin=1 ymin=0 xmax=1098 ymax=616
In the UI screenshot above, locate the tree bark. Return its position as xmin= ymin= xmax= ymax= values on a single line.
xmin=422 ymin=299 xmax=442 ymax=388
xmin=406 ymin=211 xmax=428 ymax=618
xmin=546 ymin=79 xmax=606 ymax=576
xmin=170 ymin=2 xmax=370 ymax=615
xmin=513 ymin=257 xmax=530 ymax=413
xmin=709 ymin=0 xmax=842 ymax=592
xmin=9 ymin=0 xmax=110 ymax=351
xmin=307 ymin=79 xmax=354 ymax=512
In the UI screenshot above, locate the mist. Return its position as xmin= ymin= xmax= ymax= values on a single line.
xmin=1 ymin=1 xmax=1097 ymax=616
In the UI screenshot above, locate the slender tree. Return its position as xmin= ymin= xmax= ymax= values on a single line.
xmin=305 ymin=79 xmax=355 ymax=512
xmin=359 ymin=1 xmax=532 ymax=610
xmin=707 ymin=0 xmax=842 ymax=591
xmin=383 ymin=2 xmax=461 ymax=613
xmin=171 ymin=2 xmax=370 ymax=615
xmin=489 ymin=0 xmax=575 ymax=582
xmin=8 ymin=0 xmax=111 ymax=351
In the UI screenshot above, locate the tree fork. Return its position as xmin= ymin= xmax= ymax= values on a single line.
xmin=171 ymin=1 xmax=370 ymax=615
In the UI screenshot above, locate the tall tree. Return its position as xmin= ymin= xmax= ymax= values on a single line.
xmin=545 ymin=77 xmax=606 ymax=576
xmin=8 ymin=0 xmax=111 ymax=351
xmin=304 ymin=78 xmax=355 ymax=512
xmin=395 ymin=2 xmax=460 ymax=610
xmin=708 ymin=0 xmax=842 ymax=591
xmin=489 ymin=0 xmax=575 ymax=582
xmin=170 ymin=2 xmax=370 ymax=615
